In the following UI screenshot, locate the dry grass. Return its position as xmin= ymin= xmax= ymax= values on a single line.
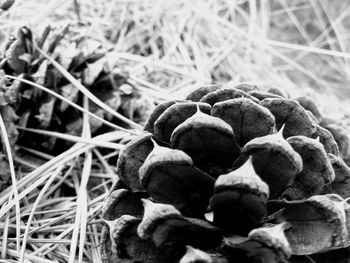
xmin=0 ymin=0 xmax=350 ymax=262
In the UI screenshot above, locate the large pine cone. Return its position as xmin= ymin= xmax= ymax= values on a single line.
xmin=101 ymin=83 xmax=350 ymax=263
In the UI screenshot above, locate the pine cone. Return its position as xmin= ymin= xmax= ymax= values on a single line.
xmin=101 ymin=83 xmax=350 ymax=263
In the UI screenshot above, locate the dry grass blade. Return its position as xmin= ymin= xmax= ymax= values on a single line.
xmin=264 ymin=38 xmax=350 ymax=59
xmin=7 ymin=249 xmax=58 ymax=263
xmin=68 ymin=96 xmax=92 ymax=263
xmin=19 ymin=166 xmax=63 ymax=263
xmin=41 ymin=160 xmax=78 ymax=201
xmin=0 ymin=130 xmax=127 ymax=205
xmin=16 ymin=127 xmax=123 ymax=150
xmin=0 ymin=171 xmax=57 ymax=219
xmin=68 ymin=153 xmax=91 ymax=263
xmin=30 ymin=198 xmax=105 ymax=257
xmin=10 ymin=239 xmax=76 ymax=245
xmin=0 ymin=139 xmax=107 ymax=220
xmin=1 ymin=197 xmax=11 ymax=258
xmin=93 ymin=149 xmax=116 ymax=179
xmin=0 ymin=114 xmax=21 ymax=253
xmin=17 ymin=146 xmax=54 ymax=161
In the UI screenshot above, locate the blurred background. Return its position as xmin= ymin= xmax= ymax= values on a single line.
xmin=2 ymin=0 xmax=350 ymax=113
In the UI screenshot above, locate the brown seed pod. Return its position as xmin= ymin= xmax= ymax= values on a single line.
xmin=248 ymin=90 xmax=283 ymax=101
xmin=294 ymin=96 xmax=323 ymax=122
xmin=266 ymin=195 xmax=350 ymax=255
xmin=153 ymin=102 xmax=211 ymax=143
xmin=209 ymin=157 xmax=269 ymax=235
xmin=268 ymin=87 xmax=290 ymax=98
xmin=105 ymin=215 xmax=170 ymax=262
xmin=305 ymin=110 xmax=318 ymax=123
xmin=260 ymin=98 xmax=317 ymax=138
xmin=311 ymin=124 xmax=339 ymax=156
xmin=211 ymin=98 xmax=275 ymax=146
xmin=233 ymin=83 xmax=258 ymax=93
xmin=221 ymin=223 xmax=291 ymax=263
xmin=171 ymin=109 xmax=241 ymax=177
xmin=116 ymin=132 xmax=153 ymax=190
xmin=179 ymin=246 xmax=219 ymax=263
xmin=223 ymin=240 xmax=290 ymax=263
xmin=200 ymin=88 xmax=259 ymax=106
xmin=102 ymin=189 xmax=148 ymax=221
xmin=139 ymin=141 xmax=215 ymax=218
xmin=248 ymin=223 xmax=292 ymax=260
xmin=241 ymin=127 xmax=303 ymax=198
xmin=322 ymin=153 xmax=350 ymax=198
xmin=137 ymin=199 xmax=181 ymax=240
xmin=144 ymin=100 xmax=177 ymax=133
xmin=100 ymin=226 xmax=119 ymax=263
xmin=137 ymin=200 xmax=223 ymax=258
xmin=322 ymin=123 xmax=350 ymax=160
xmin=282 ymin=136 xmax=335 ymax=200
xmin=185 ymin=85 xmax=221 ymax=102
